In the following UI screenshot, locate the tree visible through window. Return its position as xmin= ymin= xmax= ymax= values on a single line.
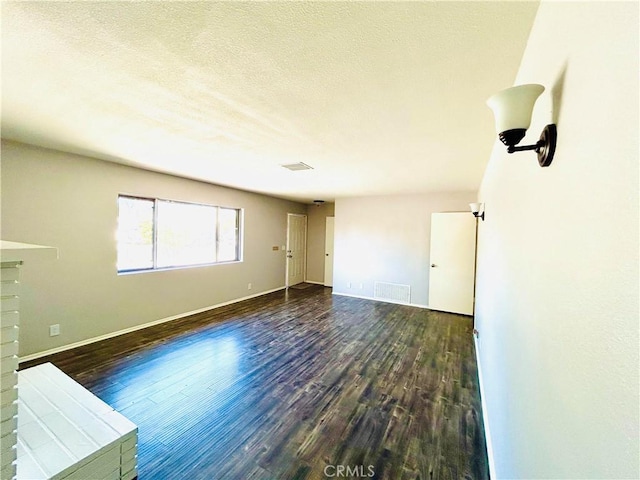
xmin=117 ymin=195 xmax=241 ymax=272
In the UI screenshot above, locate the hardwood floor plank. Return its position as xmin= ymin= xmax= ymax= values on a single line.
xmin=20 ymin=286 xmax=488 ymax=479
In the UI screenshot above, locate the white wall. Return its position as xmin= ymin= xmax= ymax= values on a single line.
xmin=475 ymin=2 xmax=639 ymax=478
xmin=333 ymin=192 xmax=476 ymax=307
xmin=1 ymin=140 xmax=306 ymax=357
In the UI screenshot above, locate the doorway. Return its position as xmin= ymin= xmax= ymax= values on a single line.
xmin=286 ymin=213 xmax=307 ymax=287
xmin=428 ymin=212 xmax=477 ymax=315
xmin=324 ymin=216 xmax=335 ymax=287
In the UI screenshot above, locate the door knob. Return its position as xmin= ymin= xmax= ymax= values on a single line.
xmin=431 ymin=264 xmax=437 ymax=267
xmin=325 ymin=254 xmax=329 ymax=256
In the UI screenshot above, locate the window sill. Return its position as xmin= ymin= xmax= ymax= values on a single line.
xmin=117 ymin=260 xmax=243 ymax=276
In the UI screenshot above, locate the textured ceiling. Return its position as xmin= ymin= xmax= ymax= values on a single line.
xmin=1 ymin=1 xmax=539 ymax=202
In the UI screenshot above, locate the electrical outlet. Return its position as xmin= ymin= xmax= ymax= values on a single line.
xmin=49 ymin=324 xmax=60 ymax=337
xmin=359 ymin=283 xmax=364 ymax=289
xmin=347 ymin=282 xmax=351 ymax=288
xmin=248 ymin=283 xmax=252 ymax=290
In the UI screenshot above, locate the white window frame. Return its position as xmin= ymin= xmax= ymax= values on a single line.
xmin=117 ymin=194 xmax=243 ymax=274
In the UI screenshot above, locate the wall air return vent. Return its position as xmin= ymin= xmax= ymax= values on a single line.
xmin=374 ymin=282 xmax=411 ymax=304
xmin=281 ymin=162 xmax=314 ymax=171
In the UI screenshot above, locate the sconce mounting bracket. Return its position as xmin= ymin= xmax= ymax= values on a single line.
xmin=535 ymin=124 xmax=556 ymax=167
xmin=506 ymin=124 xmax=557 ymax=167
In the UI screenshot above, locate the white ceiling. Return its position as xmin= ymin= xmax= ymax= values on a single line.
xmin=1 ymin=1 xmax=539 ymax=203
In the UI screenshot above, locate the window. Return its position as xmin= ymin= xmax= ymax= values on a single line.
xmin=117 ymin=195 xmax=241 ymax=273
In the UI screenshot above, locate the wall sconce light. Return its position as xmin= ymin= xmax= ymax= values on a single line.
xmin=487 ymin=84 xmax=557 ymax=167
xmin=469 ymin=202 xmax=485 ymax=221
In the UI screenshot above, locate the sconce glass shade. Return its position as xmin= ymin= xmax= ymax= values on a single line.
xmin=469 ymin=202 xmax=484 ymax=215
xmin=487 ymin=84 xmax=545 ymax=145
xmin=469 ymin=202 xmax=485 ymax=221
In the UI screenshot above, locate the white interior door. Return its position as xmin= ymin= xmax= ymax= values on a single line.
xmin=428 ymin=212 xmax=477 ymax=315
xmin=286 ymin=213 xmax=307 ymax=287
xmin=324 ymin=216 xmax=335 ymax=287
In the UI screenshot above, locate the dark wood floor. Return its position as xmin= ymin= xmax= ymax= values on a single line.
xmin=21 ymin=285 xmax=488 ymax=480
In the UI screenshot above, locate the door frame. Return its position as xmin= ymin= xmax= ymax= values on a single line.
xmin=285 ymin=213 xmax=308 ymax=287
xmin=427 ymin=212 xmax=477 ymax=315
xmin=324 ymin=216 xmax=335 ymax=287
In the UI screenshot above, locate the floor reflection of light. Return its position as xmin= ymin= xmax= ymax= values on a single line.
xmin=104 ymin=331 xmax=246 ymax=454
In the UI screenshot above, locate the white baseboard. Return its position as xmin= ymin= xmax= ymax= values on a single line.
xmin=19 ymin=286 xmax=286 ymax=364
xmin=304 ymin=280 xmax=325 ymax=285
xmin=474 ymin=335 xmax=497 ymax=479
xmin=331 ymin=291 xmax=429 ymax=310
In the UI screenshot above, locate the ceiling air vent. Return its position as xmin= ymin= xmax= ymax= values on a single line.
xmin=281 ymin=162 xmax=313 ymax=171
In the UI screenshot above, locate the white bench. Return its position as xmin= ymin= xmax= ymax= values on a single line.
xmin=16 ymin=363 xmax=137 ymax=480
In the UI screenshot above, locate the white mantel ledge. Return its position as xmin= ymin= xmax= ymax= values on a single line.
xmin=1 ymin=240 xmax=58 ymax=263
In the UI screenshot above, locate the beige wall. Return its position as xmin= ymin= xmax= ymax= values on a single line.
xmin=333 ymin=192 xmax=476 ymax=307
xmin=1 ymin=140 xmax=306 ymax=357
xmin=305 ymin=202 xmax=335 ymax=284
xmin=475 ymin=2 xmax=639 ymax=478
